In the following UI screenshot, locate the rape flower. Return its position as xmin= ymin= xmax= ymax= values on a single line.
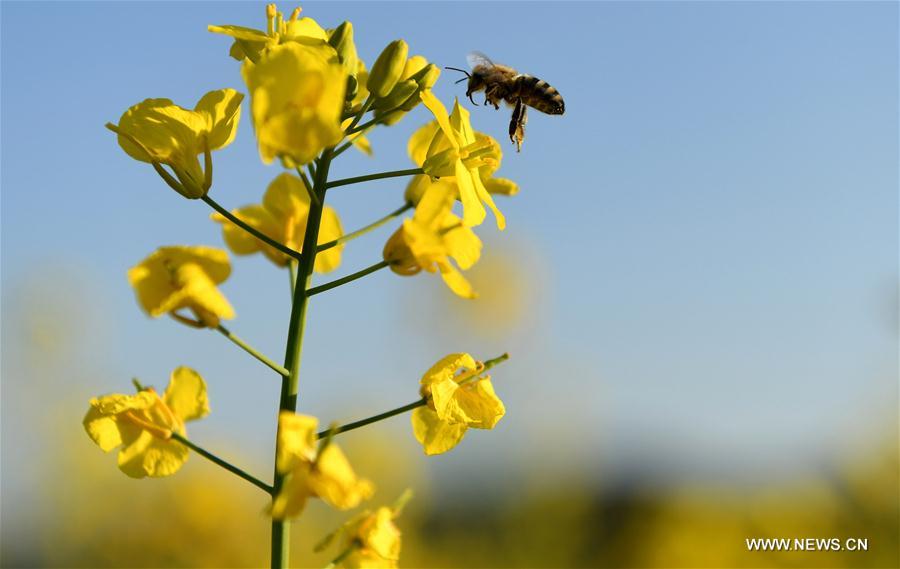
xmin=211 ymin=173 xmax=344 ymax=271
xmin=108 ymin=89 xmax=243 ymax=199
xmin=83 ymin=367 xmax=210 ymax=478
xmin=383 ymin=182 xmax=482 ymax=298
xmin=209 ymin=4 xmax=331 ymax=63
xmin=128 ymin=246 xmax=234 ymax=328
xmin=418 ymin=91 xmax=506 ymax=229
xmin=317 ymin=491 xmax=412 ymax=568
xmin=411 ymin=353 xmax=505 ymax=455
xmin=374 ymin=55 xmax=441 ymax=126
xmin=242 ymin=41 xmax=346 ymax=166
xmin=271 ymin=412 xmax=374 ymax=519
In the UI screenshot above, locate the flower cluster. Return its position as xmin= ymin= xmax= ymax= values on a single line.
xmin=88 ymin=3 xmax=526 ymax=567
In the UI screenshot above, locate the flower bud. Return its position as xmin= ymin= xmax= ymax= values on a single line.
xmin=328 ymin=21 xmax=359 ymax=77
xmin=399 ymin=64 xmax=441 ymax=112
xmin=367 ymin=39 xmax=408 ymax=98
xmin=373 ymin=79 xmax=418 ymax=112
xmin=383 ymin=227 xmax=421 ymax=276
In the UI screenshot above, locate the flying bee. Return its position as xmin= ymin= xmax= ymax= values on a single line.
xmin=446 ymin=52 xmax=565 ymax=152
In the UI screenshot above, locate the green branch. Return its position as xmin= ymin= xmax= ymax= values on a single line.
xmin=325 ymin=168 xmax=423 ymax=190
xmin=171 ymin=432 xmax=273 ymax=494
xmin=215 ymin=325 xmax=289 ymax=377
xmin=307 ymin=261 xmax=390 ymax=297
xmin=317 ymin=202 xmax=412 ymax=253
xmin=202 ymin=195 xmax=303 ymax=262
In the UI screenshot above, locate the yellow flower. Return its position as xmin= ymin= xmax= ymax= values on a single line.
xmin=128 ymin=246 xmax=234 ymax=328
xmin=317 ymin=491 xmax=412 ymax=569
xmin=411 ymin=353 xmax=505 ymax=455
xmin=242 ymin=41 xmax=346 ymax=166
xmin=271 ymin=412 xmax=374 ymax=519
xmin=83 ymin=367 xmax=210 ymax=478
xmin=383 ymin=181 xmax=482 ymax=298
xmin=407 ymin=120 xmax=518 ymax=205
xmin=211 ymin=173 xmax=344 ymax=271
xmin=209 ymin=4 xmax=330 ymax=63
xmin=418 ymin=91 xmax=506 ymax=230
xmin=109 ymin=89 xmax=243 ymax=199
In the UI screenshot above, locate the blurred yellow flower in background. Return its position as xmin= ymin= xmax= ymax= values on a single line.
xmin=212 ymin=172 xmax=344 ymax=271
xmin=383 ymin=181 xmax=482 ymax=298
xmin=127 ymin=245 xmax=234 ymax=327
xmin=109 ymin=89 xmax=243 ymax=198
xmin=418 ymin=91 xmax=505 ymax=230
xmin=411 ymin=353 xmax=505 ymax=455
xmin=83 ymin=367 xmax=209 ymax=478
xmin=271 ymin=412 xmax=374 ymax=519
xmin=320 ymin=493 xmax=411 ymax=569
xmin=242 ymin=41 xmax=346 ymax=166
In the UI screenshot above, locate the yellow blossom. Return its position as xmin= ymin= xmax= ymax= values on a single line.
xmin=209 ymin=4 xmax=330 ymax=63
xmin=83 ymin=367 xmax=210 ymax=478
xmin=317 ymin=491 xmax=412 ymax=569
xmin=383 ymin=181 xmax=482 ymax=298
xmin=271 ymin=412 xmax=374 ymax=519
xmin=109 ymin=89 xmax=243 ymax=199
xmin=418 ymin=91 xmax=506 ymax=229
xmin=242 ymin=41 xmax=346 ymax=166
xmin=128 ymin=246 xmax=234 ymax=327
xmin=411 ymin=353 xmax=505 ymax=455
xmin=211 ymin=173 xmax=344 ymax=271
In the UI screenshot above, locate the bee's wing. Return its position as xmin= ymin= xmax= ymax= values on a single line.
xmin=467 ymin=51 xmax=495 ymax=69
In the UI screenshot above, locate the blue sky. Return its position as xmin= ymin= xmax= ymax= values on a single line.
xmin=2 ymin=0 xmax=897 ymax=511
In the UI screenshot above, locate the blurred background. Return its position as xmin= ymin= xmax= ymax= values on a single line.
xmin=1 ymin=1 xmax=897 ymax=567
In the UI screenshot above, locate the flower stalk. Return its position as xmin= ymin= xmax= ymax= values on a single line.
xmin=215 ymin=325 xmax=289 ymax=377
xmin=202 ymin=195 xmax=304 ymax=261
xmin=317 ymin=202 xmax=413 ymax=253
xmin=171 ymin=432 xmax=274 ymax=494
xmin=306 ymin=260 xmax=390 ymax=297
xmin=325 ymin=168 xmax=423 ymax=189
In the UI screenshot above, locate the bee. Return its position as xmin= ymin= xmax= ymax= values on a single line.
xmin=446 ymin=52 xmax=565 ymax=152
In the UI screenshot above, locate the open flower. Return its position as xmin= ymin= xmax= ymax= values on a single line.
xmin=211 ymin=173 xmax=344 ymax=271
xmin=209 ymin=4 xmax=331 ymax=63
xmin=418 ymin=91 xmax=505 ymax=230
xmin=411 ymin=353 xmax=505 ymax=455
xmin=317 ymin=490 xmax=412 ymax=569
xmin=109 ymin=89 xmax=243 ymax=198
xmin=83 ymin=367 xmax=210 ymax=478
xmin=242 ymin=41 xmax=346 ymax=166
xmin=128 ymin=246 xmax=234 ymax=328
xmin=271 ymin=412 xmax=374 ymax=519
xmin=383 ymin=181 xmax=481 ymax=298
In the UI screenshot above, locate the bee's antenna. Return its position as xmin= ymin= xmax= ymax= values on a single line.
xmin=444 ymin=66 xmax=471 ymax=82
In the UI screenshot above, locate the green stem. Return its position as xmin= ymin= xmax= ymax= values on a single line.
xmin=317 ymin=202 xmax=412 ymax=253
xmin=346 ymin=108 xmax=402 ymax=135
xmin=326 ymin=168 xmax=423 ymax=189
xmin=215 ymin=325 xmax=289 ymax=377
xmin=288 ymin=260 xmax=297 ymax=295
xmin=324 ymin=545 xmax=357 ymax=569
xmin=296 ymin=167 xmax=320 ymax=206
xmin=202 ymin=195 xmax=303 ymax=262
xmin=271 ymin=148 xmax=334 ymax=569
xmin=170 ymin=432 xmax=273 ymax=494
xmin=306 ymin=261 xmax=389 ymax=297
xmin=345 ymin=94 xmax=374 ymax=134
xmin=316 ymin=353 xmax=510 ymax=439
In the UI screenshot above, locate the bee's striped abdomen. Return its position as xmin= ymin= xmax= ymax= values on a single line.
xmin=516 ymin=75 xmax=565 ymax=115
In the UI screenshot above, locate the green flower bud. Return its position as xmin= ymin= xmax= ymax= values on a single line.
xmin=328 ymin=21 xmax=359 ymax=77
xmin=399 ymin=64 xmax=441 ymax=111
xmin=367 ymin=39 xmax=408 ymax=98
xmin=373 ymin=79 xmax=418 ymax=112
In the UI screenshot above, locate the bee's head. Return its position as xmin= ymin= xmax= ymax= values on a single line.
xmin=445 ymin=66 xmax=484 ymax=106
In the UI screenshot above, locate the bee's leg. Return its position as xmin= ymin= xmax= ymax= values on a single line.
xmin=509 ymin=99 xmax=526 ymax=152
xmin=466 ymin=89 xmax=479 ymax=106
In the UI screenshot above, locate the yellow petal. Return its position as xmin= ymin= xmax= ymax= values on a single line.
xmin=407 ymin=121 xmax=439 ymax=166
xmin=116 ymin=431 xmax=189 ymax=478
xmin=314 ymin=206 xmax=344 ymax=274
xmin=211 ymin=205 xmax=280 ymax=256
xmin=276 ymin=412 xmax=318 ymax=473
xmin=207 ymin=24 xmax=270 ymax=42
xmin=439 ymin=264 xmax=477 ymax=299
xmin=442 ymin=219 xmax=481 ymax=270
xmin=454 ymin=378 xmax=506 ymax=429
xmin=310 ymin=444 xmax=374 ymax=510
xmin=410 ymin=407 xmax=467 ymax=455
xmin=412 ymin=182 xmax=455 ymax=228
xmin=359 ymin=507 xmax=401 ymax=560
xmin=262 ymin=172 xmax=310 ymax=222
xmin=455 ymin=160 xmax=486 ymax=227
xmin=427 ymin=374 xmax=461 ymax=420
xmin=194 ymin=88 xmax=244 ymax=150
xmin=484 ymin=177 xmax=519 ymax=196
xmin=270 ymin=463 xmax=313 ymax=520
xmin=449 ymin=99 xmax=476 ymax=146
xmin=472 ymin=171 xmax=506 ymax=230
xmin=163 ymin=367 xmax=210 ymax=423
xmin=419 ymin=91 xmax=459 ymax=150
